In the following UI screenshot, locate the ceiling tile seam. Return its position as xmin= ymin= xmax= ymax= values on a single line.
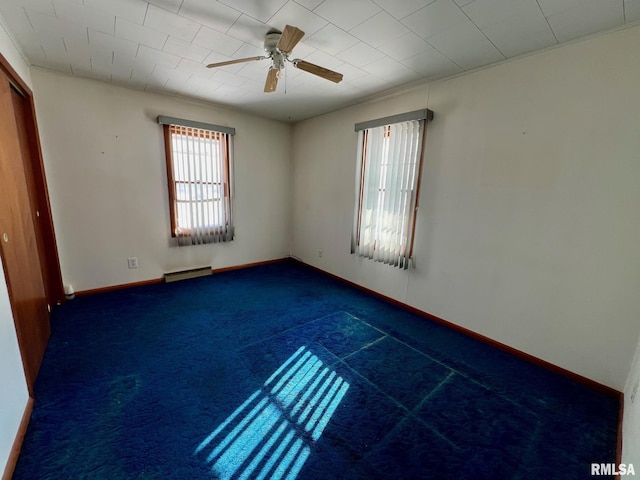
xmin=535 ymin=0 xmax=559 ymax=44
xmin=253 ymin=1 xmax=290 ymax=28
xmin=342 ymin=9 xmax=384 ymax=34
xmin=458 ymin=5 xmax=507 ymax=60
xmin=363 ymin=68 xmax=415 ymax=87
xmin=144 ymin=2 xmax=198 ymax=43
xmin=303 ymin=25 xmax=350 ymax=56
xmin=303 ymin=21 xmax=414 ymax=68
xmin=355 ymin=52 xmax=425 ymax=80
xmin=393 ymin=21 xmax=464 ymax=75
xmin=140 ymin=14 xmax=192 ymax=45
xmin=307 ymin=0 xmax=383 ymax=37
xmin=370 ymin=0 xmax=438 ymax=20
xmin=186 ymin=21 xmax=212 ymax=53
xmin=423 ymin=41 xmax=465 ymax=73
xmin=56 ymin=0 xmax=116 ymax=37
xmin=160 ymin=30 xmax=171 ymax=51
xmin=177 ymin=3 xmax=242 ymax=36
xmin=395 ymin=3 xmax=487 ymax=68
xmin=227 ymin=40 xmax=246 ymax=59
xmin=142 ymin=2 xmax=149 ymax=25
xmin=0 ymin=22 xmax=34 ymax=71
xmin=149 ymin=63 xmax=164 ymax=88
xmin=393 ymin=1 xmax=434 ymax=22
xmin=224 ymin=14 xmax=247 ymax=45
xmin=23 ymin=6 xmax=35 ymax=30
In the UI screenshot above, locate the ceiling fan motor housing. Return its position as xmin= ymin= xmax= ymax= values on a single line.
xmin=264 ymin=32 xmax=281 ymax=54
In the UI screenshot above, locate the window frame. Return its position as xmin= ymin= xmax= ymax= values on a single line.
xmin=352 ymin=109 xmax=433 ymax=268
xmin=158 ymin=116 xmax=235 ymax=242
xmin=163 ymin=125 xmax=232 ymax=237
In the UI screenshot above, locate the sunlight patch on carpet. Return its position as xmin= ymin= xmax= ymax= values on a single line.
xmin=196 ymin=346 xmax=349 ymax=479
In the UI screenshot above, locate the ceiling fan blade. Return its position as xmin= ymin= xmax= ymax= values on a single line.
xmin=207 ymin=56 xmax=265 ymax=68
xmin=277 ymin=25 xmax=305 ymax=53
xmin=293 ymin=60 xmax=343 ymax=83
xmin=264 ymin=68 xmax=279 ymax=93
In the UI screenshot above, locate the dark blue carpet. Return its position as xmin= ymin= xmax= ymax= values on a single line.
xmin=14 ymin=260 xmax=619 ymax=479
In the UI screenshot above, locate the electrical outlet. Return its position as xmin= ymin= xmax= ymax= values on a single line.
xmin=127 ymin=257 xmax=138 ymax=269
xmin=318 ymin=249 xmax=323 ymax=258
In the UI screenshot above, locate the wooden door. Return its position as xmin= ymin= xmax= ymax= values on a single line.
xmin=10 ymin=82 xmax=63 ymax=308
xmin=0 ymin=72 xmax=50 ymax=393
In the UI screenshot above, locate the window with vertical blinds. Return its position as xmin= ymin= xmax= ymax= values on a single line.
xmin=351 ymin=110 xmax=432 ymax=269
xmin=159 ymin=116 xmax=234 ymax=246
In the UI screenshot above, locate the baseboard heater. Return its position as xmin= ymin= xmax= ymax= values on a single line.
xmin=164 ymin=266 xmax=212 ymax=283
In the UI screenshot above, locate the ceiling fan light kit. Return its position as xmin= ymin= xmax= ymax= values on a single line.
xmin=206 ymin=25 xmax=344 ymax=93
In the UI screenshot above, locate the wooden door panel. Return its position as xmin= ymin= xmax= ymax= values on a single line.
xmin=11 ymin=85 xmax=55 ymax=307
xmin=0 ymin=74 xmax=50 ymax=392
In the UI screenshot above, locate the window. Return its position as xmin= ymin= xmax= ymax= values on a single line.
xmin=351 ymin=109 xmax=433 ymax=269
xmin=159 ymin=116 xmax=235 ymax=245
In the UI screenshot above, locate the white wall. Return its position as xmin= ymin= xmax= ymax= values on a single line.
xmin=31 ymin=69 xmax=292 ymax=292
xmin=0 ymin=262 xmax=28 ymax=474
xmin=0 ymin=14 xmax=30 ymax=475
xmin=292 ymin=25 xmax=640 ymax=391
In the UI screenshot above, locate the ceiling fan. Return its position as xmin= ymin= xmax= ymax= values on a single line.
xmin=206 ymin=25 xmax=344 ymax=93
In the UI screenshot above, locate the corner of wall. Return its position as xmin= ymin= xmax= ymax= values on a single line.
xmin=0 ymin=14 xmax=32 ymax=88
xmin=287 ymin=121 xmax=296 ymax=258
xmin=622 ymin=333 xmax=640 ymax=467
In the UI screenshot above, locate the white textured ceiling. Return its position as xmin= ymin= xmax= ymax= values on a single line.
xmin=1 ymin=0 xmax=638 ymax=121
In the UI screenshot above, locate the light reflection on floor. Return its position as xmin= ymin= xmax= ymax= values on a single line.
xmin=196 ymin=346 xmax=349 ymax=480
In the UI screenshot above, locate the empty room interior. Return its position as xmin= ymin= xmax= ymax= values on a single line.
xmin=1 ymin=0 xmax=640 ymax=478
